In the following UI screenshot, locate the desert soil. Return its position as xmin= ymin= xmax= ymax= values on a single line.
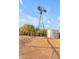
xmin=19 ymin=35 xmax=60 ymax=59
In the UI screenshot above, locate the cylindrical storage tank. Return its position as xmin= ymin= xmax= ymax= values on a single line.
xmin=47 ymin=29 xmax=59 ymax=39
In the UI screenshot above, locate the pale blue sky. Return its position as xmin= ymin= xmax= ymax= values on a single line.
xmin=19 ymin=0 xmax=60 ymax=30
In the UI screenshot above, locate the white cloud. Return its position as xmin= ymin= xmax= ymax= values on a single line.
xmin=19 ymin=15 xmax=39 ymax=27
xmin=47 ymin=20 xmax=51 ymax=24
xmin=19 ymin=0 xmax=23 ymax=5
xmin=19 ymin=18 xmax=27 ymax=27
xmin=26 ymin=15 xmax=38 ymax=27
xmin=19 ymin=15 xmax=55 ymax=28
xmin=26 ymin=15 xmax=38 ymax=21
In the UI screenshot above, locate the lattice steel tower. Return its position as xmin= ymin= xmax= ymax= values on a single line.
xmin=37 ymin=6 xmax=47 ymax=29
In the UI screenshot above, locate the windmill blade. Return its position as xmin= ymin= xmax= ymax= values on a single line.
xmin=43 ymin=10 xmax=47 ymax=12
xmin=38 ymin=6 xmax=42 ymax=11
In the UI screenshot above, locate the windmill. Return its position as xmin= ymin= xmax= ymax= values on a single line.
xmin=37 ymin=6 xmax=47 ymax=29
xmin=36 ymin=6 xmax=47 ymax=36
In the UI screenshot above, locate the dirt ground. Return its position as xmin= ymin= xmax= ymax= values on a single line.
xmin=19 ymin=35 xmax=60 ymax=59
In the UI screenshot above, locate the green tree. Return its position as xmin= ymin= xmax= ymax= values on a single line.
xmin=19 ymin=24 xmax=47 ymax=36
xmin=19 ymin=24 xmax=35 ymax=35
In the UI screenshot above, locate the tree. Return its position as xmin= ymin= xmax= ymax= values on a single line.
xmin=19 ymin=24 xmax=47 ymax=36
xmin=19 ymin=24 xmax=35 ymax=35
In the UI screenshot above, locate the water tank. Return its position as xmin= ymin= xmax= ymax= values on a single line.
xmin=47 ymin=29 xmax=59 ymax=39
